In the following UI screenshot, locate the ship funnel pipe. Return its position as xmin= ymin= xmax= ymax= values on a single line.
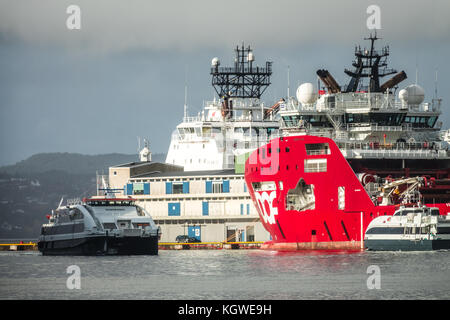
xmin=316 ymin=69 xmax=341 ymax=93
xmin=380 ymin=71 xmax=407 ymax=92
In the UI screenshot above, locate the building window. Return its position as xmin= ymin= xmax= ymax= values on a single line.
xmin=172 ymin=183 xmax=183 ymax=194
xmin=213 ymin=181 xmax=223 ymax=193
xmin=166 ymin=181 xmax=189 ymax=194
xmin=133 ymin=183 xmax=144 ymax=195
xmin=206 ymin=180 xmax=229 ymax=193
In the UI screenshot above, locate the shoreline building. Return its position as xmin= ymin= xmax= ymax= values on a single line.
xmin=108 ymin=161 xmax=270 ymax=242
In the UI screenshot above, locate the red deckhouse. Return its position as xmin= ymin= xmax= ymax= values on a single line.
xmin=244 ymin=135 xmax=450 ymax=250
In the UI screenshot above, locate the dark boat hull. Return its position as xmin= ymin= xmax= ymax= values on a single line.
xmin=365 ymin=239 xmax=450 ymax=251
xmin=38 ymin=236 xmax=159 ymax=256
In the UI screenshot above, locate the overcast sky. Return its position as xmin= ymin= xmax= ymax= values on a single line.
xmin=1 ymin=0 xmax=450 ymax=165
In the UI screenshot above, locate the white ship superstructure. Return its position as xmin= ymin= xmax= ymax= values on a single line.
xmin=281 ymin=85 xmax=446 ymax=157
xmin=364 ymin=205 xmax=450 ymax=251
xmin=279 ymin=33 xmax=449 ymax=182
xmin=166 ymin=98 xmax=280 ymax=171
xmin=166 ymin=44 xmax=280 ymax=171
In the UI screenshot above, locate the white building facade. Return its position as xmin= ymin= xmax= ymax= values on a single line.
xmin=108 ymin=163 xmax=270 ymax=243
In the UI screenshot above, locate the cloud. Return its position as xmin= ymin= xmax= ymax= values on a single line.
xmin=1 ymin=0 xmax=449 ymax=53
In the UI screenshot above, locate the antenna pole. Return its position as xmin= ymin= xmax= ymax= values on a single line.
xmin=287 ymin=65 xmax=290 ymax=99
xmin=184 ymin=84 xmax=188 ymax=120
xmin=435 ymin=69 xmax=438 ymax=99
xmin=415 ymin=65 xmax=418 ymax=85
xmin=137 ymin=136 xmax=141 ymax=153
xmin=184 ymin=66 xmax=188 ymax=120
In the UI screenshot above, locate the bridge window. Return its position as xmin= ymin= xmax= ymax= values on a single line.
xmin=69 ymin=208 xmax=84 ymax=220
xmin=305 ymin=143 xmax=330 ymax=155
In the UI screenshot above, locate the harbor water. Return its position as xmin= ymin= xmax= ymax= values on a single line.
xmin=0 ymin=249 xmax=449 ymax=300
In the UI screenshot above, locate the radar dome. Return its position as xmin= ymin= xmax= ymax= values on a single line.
xmin=398 ymin=88 xmax=408 ymax=102
xmin=296 ymin=83 xmax=318 ymax=105
xmin=211 ymin=57 xmax=220 ymax=67
xmin=405 ymin=84 xmax=425 ymax=105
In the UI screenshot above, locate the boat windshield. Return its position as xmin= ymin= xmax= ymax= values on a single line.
xmin=393 ymin=208 xmax=438 ymax=216
xmin=86 ymin=200 xmax=135 ymax=206
xmin=430 ymin=208 xmax=440 ymax=216
xmin=394 ymin=209 xmax=417 ymax=216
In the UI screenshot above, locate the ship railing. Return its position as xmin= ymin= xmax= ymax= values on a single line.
xmin=321 ymin=94 xmax=401 ymax=110
xmin=351 ymin=149 xmax=443 ymax=159
xmin=408 ymin=102 xmax=442 ymax=113
xmin=211 ymin=65 xmax=272 ymax=74
xmin=338 ymin=142 xmax=449 ymax=159
xmin=315 ymin=93 xmax=441 ymax=113
xmin=172 ymin=130 xmax=280 ymax=147
xmin=346 ymin=123 xmax=411 ymax=132
xmin=335 ymin=131 xmax=349 ymax=140
xmin=183 ymin=116 xmax=202 ymax=123
xmin=338 ymin=141 xmax=447 ymax=152
xmin=183 ymin=113 xmax=275 ymax=124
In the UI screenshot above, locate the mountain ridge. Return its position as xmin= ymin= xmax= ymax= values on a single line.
xmin=0 ymin=151 xmax=167 ymax=239
xmin=0 ymin=152 xmax=167 ymax=176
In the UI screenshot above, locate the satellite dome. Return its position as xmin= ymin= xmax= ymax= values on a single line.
xmin=247 ymin=52 xmax=254 ymax=62
xmin=398 ymin=88 xmax=408 ymax=102
xmin=405 ymin=84 xmax=425 ymax=105
xmin=211 ymin=57 xmax=220 ymax=67
xmin=296 ymin=83 xmax=318 ymax=105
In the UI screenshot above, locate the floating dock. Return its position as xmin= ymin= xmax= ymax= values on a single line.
xmin=0 ymin=241 xmax=263 ymax=251
xmin=0 ymin=242 xmax=38 ymax=251
xmin=159 ymin=241 xmax=264 ymax=250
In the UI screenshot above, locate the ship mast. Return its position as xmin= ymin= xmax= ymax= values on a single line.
xmin=210 ymin=44 xmax=272 ymax=119
xmin=344 ymin=32 xmax=406 ymax=93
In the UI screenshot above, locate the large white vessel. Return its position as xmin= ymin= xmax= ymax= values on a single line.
xmin=166 ymin=44 xmax=281 ymax=171
xmin=278 ymin=33 xmax=449 ymax=203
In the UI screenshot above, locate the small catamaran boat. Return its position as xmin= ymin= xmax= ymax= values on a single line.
xmin=38 ymin=196 xmax=161 ymax=256
xmin=364 ymin=205 xmax=450 ymax=251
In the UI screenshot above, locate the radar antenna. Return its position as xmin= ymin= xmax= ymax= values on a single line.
xmin=210 ymin=44 xmax=272 ymax=99
xmin=344 ymin=32 xmax=406 ymax=93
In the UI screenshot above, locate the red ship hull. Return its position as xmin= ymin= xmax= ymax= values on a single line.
xmin=244 ymin=135 xmax=450 ymax=250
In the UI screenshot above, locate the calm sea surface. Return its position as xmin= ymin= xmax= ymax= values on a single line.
xmin=0 ymin=249 xmax=449 ymax=300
